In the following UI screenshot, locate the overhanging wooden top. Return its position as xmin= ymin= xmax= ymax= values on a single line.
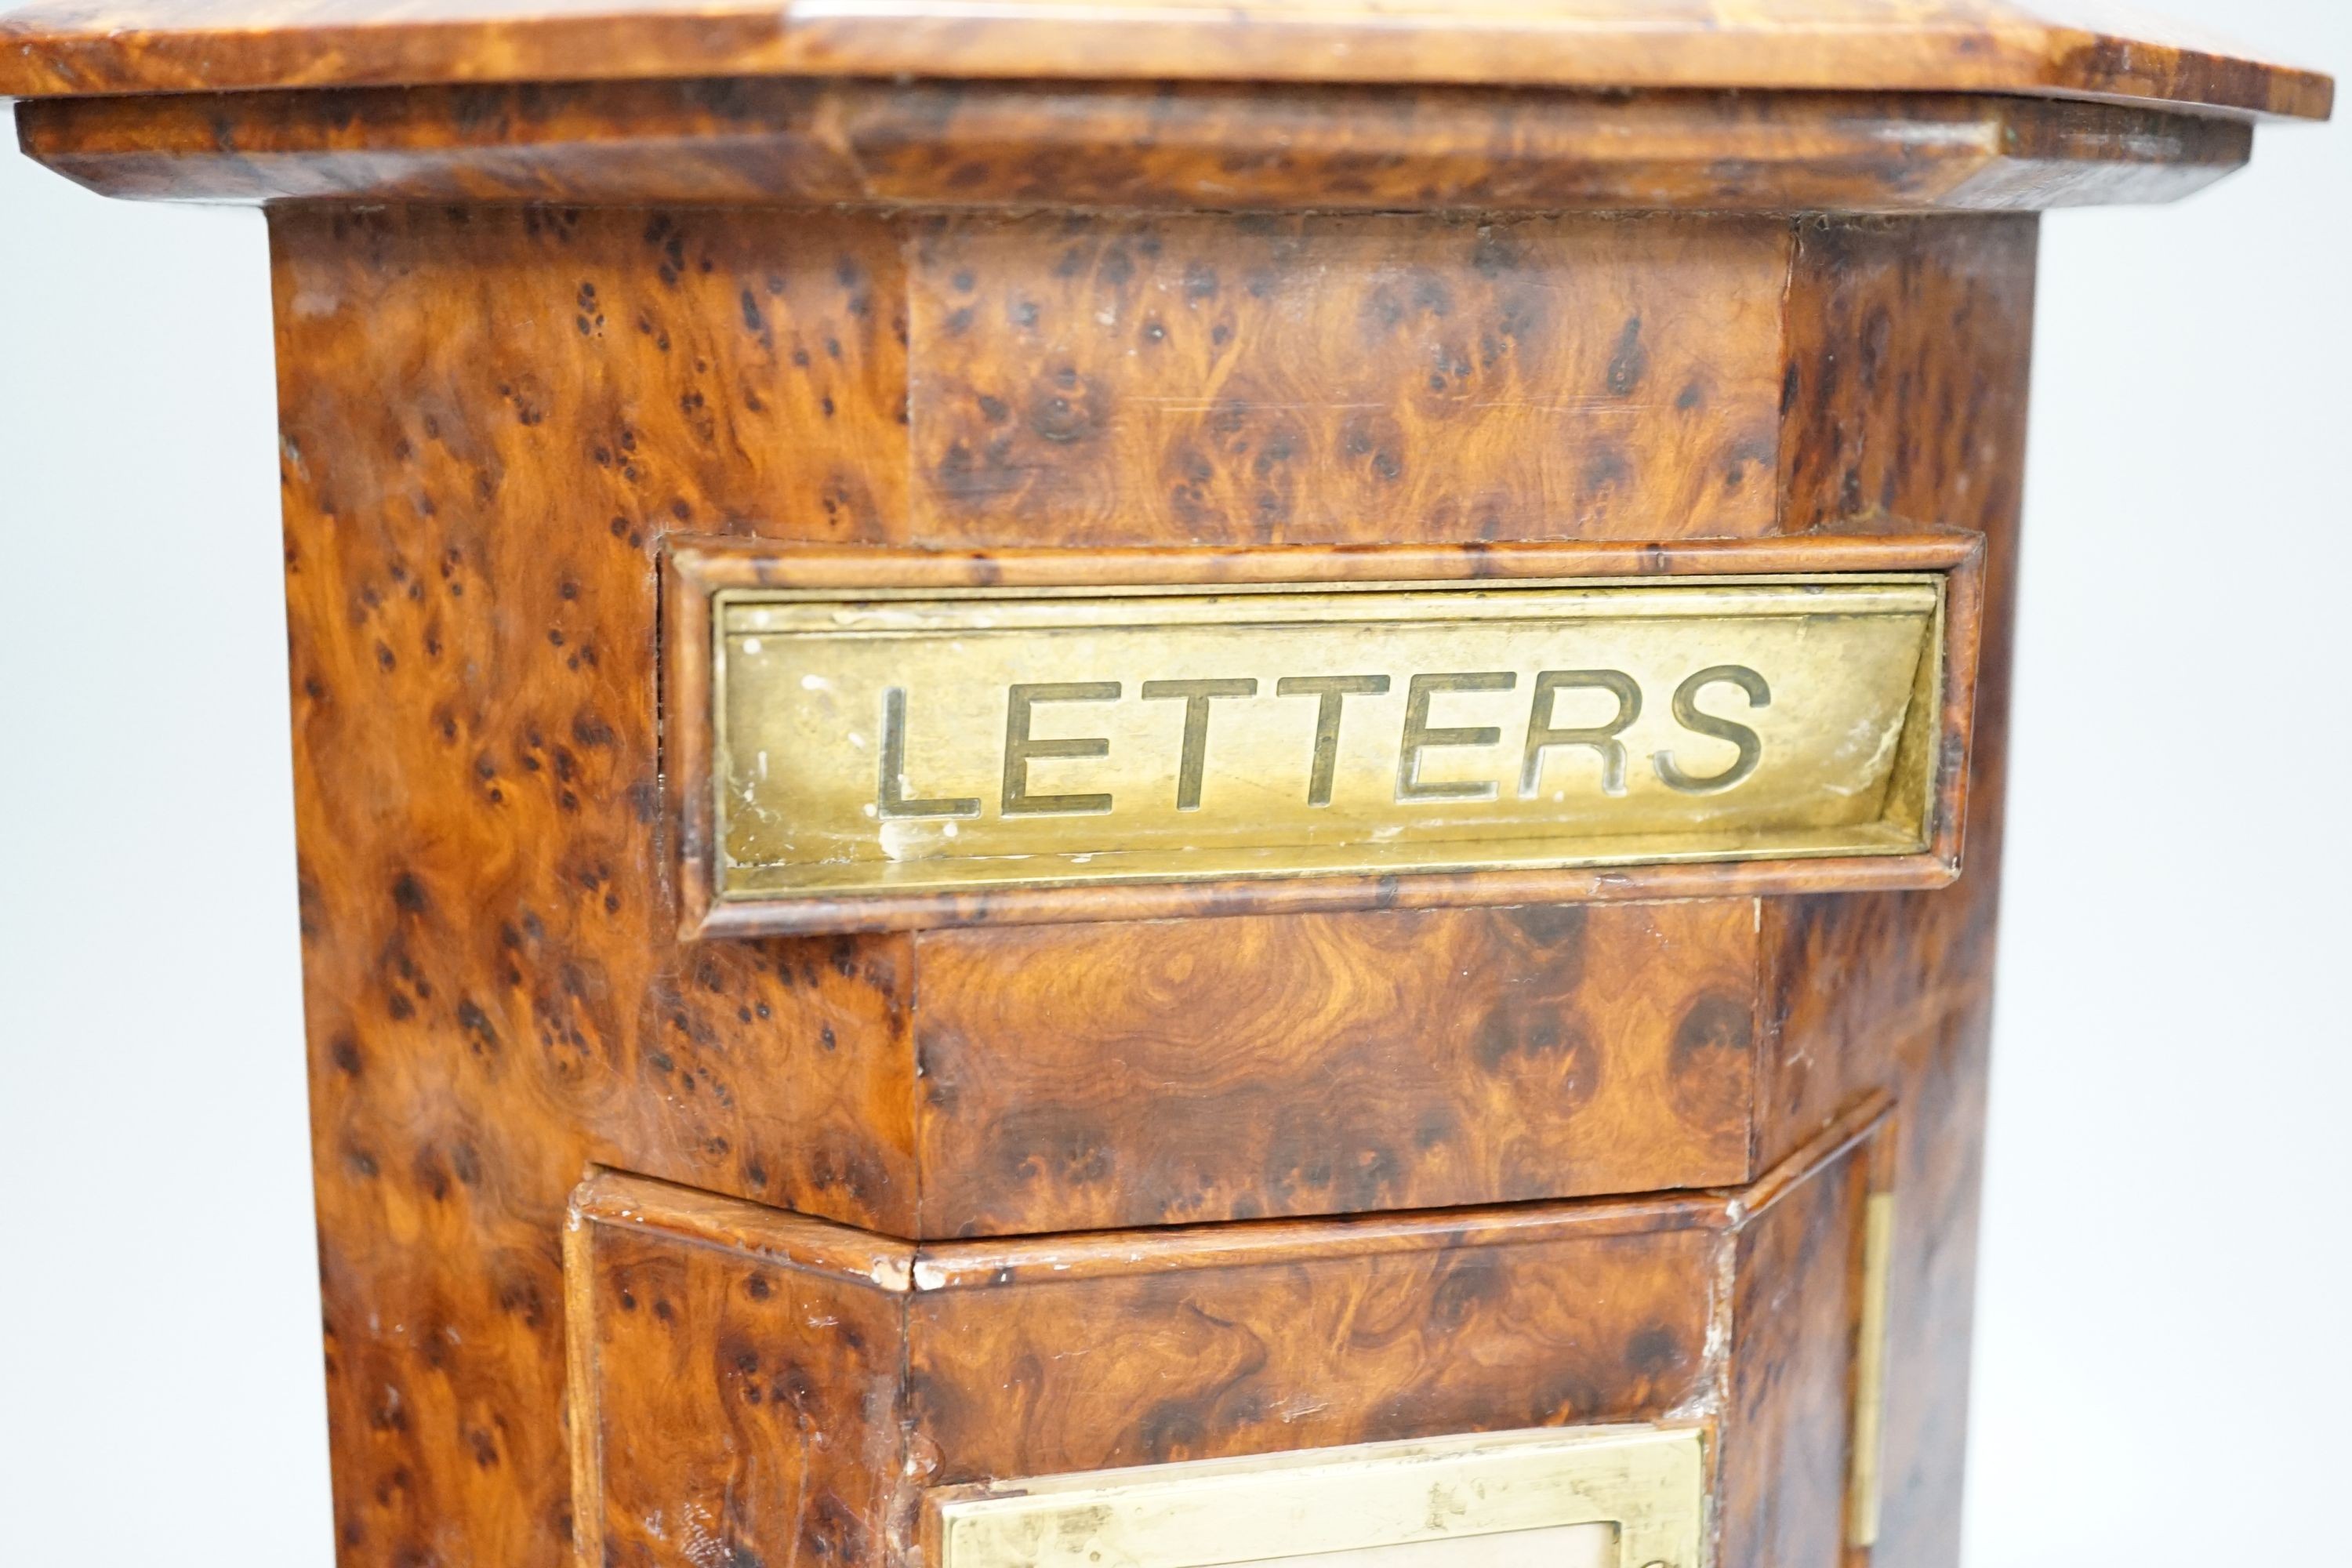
xmin=0 ymin=1 xmax=2332 ymax=121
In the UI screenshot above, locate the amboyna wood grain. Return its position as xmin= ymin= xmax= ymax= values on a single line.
xmin=13 ymin=79 xmax=2260 ymax=212
xmin=910 ymin=901 xmax=1762 ymax=1234
xmin=563 ymin=1098 xmax=1890 ymax=1566
xmin=0 ymin=0 xmax=2330 ymax=118
xmin=905 ymin=212 xmax=1788 ymax=546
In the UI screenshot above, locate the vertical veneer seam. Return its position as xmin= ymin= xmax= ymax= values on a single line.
xmin=892 ymin=1274 xmax=919 ymax=1558
xmin=1748 ymin=894 xmax=1768 ymax=1182
xmin=1773 ymin=215 xmax=1802 ymax=538
xmin=898 ymin=205 xmax=935 ymax=1247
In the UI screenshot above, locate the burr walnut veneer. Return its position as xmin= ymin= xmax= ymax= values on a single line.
xmin=2 ymin=5 xmax=2328 ymax=1567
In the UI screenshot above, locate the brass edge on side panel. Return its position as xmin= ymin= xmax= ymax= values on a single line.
xmin=1846 ymin=1192 xmax=1898 ymax=1551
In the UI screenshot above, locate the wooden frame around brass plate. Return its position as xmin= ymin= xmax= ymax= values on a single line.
xmin=663 ymin=534 xmax=1984 ymax=937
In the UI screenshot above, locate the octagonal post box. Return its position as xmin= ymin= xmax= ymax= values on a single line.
xmin=2 ymin=5 xmax=2328 ymax=1566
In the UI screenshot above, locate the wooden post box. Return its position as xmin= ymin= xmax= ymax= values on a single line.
xmin=3 ymin=5 xmax=2328 ymax=1566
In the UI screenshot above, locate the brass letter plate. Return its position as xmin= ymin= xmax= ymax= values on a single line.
xmin=923 ymin=1424 xmax=1705 ymax=1568
xmin=668 ymin=539 xmax=1981 ymax=933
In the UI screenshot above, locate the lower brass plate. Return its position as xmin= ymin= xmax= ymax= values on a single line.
xmin=711 ymin=575 xmax=1944 ymax=903
xmin=924 ymin=1424 xmax=1705 ymax=1568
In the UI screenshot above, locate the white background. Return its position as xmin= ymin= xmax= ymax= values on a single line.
xmin=2 ymin=3 xmax=2344 ymax=1560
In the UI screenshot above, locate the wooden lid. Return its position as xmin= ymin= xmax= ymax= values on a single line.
xmin=0 ymin=1 xmax=2331 ymax=120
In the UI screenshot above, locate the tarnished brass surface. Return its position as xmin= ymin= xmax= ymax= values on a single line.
xmin=925 ymin=1424 xmax=1703 ymax=1568
xmin=713 ymin=576 xmax=1945 ymax=902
